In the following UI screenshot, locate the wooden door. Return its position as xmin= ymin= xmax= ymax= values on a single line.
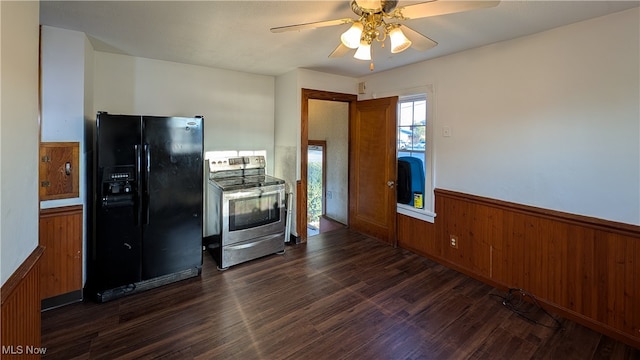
xmin=349 ymin=97 xmax=398 ymax=245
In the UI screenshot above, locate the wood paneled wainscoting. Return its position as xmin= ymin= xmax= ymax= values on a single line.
xmin=1 ymin=246 xmax=45 ymax=358
xmin=39 ymin=205 xmax=83 ymax=309
xmin=397 ymin=188 xmax=640 ymax=349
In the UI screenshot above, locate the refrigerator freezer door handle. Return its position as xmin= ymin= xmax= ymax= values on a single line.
xmin=144 ymin=143 xmax=150 ymax=225
xmin=134 ymin=144 xmax=141 ymax=226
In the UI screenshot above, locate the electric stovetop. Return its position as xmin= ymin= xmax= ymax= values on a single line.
xmin=210 ymin=175 xmax=285 ymax=191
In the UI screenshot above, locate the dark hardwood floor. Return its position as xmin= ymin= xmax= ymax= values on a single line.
xmin=42 ymin=229 xmax=638 ymax=359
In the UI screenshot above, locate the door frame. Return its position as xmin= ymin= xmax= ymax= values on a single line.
xmin=299 ymin=89 xmax=357 ymax=242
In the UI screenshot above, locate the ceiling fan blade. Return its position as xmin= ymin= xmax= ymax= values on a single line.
xmin=328 ymin=43 xmax=352 ymax=58
xmin=397 ymin=1 xmax=500 ymax=20
xmin=270 ymin=18 xmax=354 ymax=33
xmin=399 ymin=25 xmax=437 ymax=51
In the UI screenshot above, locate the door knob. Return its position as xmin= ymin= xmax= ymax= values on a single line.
xmin=387 ymin=181 xmax=395 ymax=188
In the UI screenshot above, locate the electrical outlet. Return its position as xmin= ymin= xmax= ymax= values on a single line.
xmin=450 ymin=235 xmax=459 ymax=249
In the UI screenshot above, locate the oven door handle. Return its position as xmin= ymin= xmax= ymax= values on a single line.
xmin=224 ymin=188 xmax=282 ymax=200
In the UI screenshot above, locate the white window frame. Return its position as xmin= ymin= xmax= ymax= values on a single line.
xmin=396 ymin=88 xmax=436 ymax=223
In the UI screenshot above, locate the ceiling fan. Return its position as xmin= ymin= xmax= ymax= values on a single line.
xmin=271 ymin=0 xmax=500 ymax=70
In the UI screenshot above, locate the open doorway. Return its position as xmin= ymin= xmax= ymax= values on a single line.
xmin=299 ymin=89 xmax=356 ymax=241
xmin=307 ymin=100 xmax=349 ymax=238
xmin=307 ymin=141 xmax=325 ymax=236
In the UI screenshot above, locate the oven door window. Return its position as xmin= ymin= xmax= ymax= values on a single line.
xmin=229 ymin=193 xmax=280 ymax=231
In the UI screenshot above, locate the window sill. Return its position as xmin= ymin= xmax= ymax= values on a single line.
xmin=397 ymin=204 xmax=436 ymax=223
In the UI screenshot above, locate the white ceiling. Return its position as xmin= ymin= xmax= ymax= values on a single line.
xmin=39 ymin=1 xmax=639 ymax=78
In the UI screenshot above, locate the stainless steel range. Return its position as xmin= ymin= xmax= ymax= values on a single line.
xmin=204 ymin=155 xmax=286 ymax=270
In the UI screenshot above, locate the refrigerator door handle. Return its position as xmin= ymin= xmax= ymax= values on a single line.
xmin=134 ymin=144 xmax=141 ymax=226
xmin=144 ymin=143 xmax=150 ymax=225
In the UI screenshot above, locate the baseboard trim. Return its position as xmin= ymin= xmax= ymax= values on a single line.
xmin=287 ymin=233 xmax=301 ymax=245
xmin=41 ymin=289 xmax=82 ymax=311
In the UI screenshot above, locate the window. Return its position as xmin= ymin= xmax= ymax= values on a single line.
xmin=398 ymin=97 xmax=426 ymax=156
xmin=397 ymin=93 xmax=435 ymax=222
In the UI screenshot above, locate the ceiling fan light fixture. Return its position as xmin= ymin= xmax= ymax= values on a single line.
xmin=355 ymin=0 xmax=383 ymax=12
xmin=273 ymin=0 xmax=501 ymax=71
xmin=389 ymin=26 xmax=412 ymax=54
xmin=340 ymin=22 xmax=364 ymax=49
xmin=354 ymin=41 xmax=372 ymax=61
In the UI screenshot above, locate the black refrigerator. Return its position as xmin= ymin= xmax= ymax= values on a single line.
xmin=86 ymin=112 xmax=204 ymax=302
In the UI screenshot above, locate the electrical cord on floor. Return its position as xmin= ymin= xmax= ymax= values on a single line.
xmin=490 ymin=288 xmax=564 ymax=330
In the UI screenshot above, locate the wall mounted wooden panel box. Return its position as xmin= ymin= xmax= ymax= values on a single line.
xmin=39 ymin=142 xmax=79 ymax=200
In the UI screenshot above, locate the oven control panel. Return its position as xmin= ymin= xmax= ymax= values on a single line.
xmin=228 ymin=157 xmax=245 ymax=166
xmin=208 ymin=155 xmax=266 ymax=174
xmin=242 ymin=156 xmax=266 ymax=169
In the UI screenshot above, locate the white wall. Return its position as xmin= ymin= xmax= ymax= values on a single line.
xmin=93 ymin=52 xmax=276 ymax=173
xmin=275 ymin=68 xmax=357 ymax=181
xmin=298 ymin=69 xmax=359 ymax=98
xmin=359 ymin=8 xmax=640 ymax=225
xmin=84 ymin=36 xmax=94 ymax=135
xmin=274 ymin=69 xmax=298 ymax=190
xmin=40 ymin=26 xmax=89 ymax=209
xmin=0 ymin=1 xmax=40 ymax=285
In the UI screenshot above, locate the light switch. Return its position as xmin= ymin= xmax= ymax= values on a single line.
xmin=442 ymin=126 xmax=452 ymax=137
